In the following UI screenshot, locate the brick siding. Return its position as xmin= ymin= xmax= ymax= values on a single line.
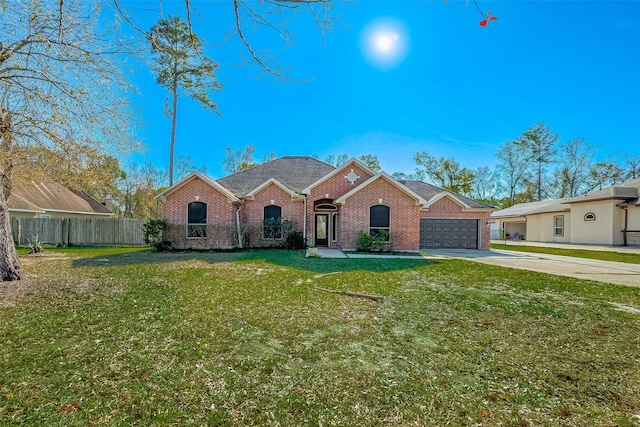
xmin=420 ymin=196 xmax=491 ymax=249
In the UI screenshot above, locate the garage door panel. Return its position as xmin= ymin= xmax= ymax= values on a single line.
xmin=420 ymin=219 xmax=478 ymax=249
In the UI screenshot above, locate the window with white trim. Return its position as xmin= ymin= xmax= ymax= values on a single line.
xmin=369 ymin=205 xmax=390 ymax=241
xmin=263 ymin=205 xmax=282 ymax=239
xmin=187 ymin=201 xmax=207 ymax=238
xmin=584 ymin=212 xmax=596 ymax=221
xmin=332 ymin=213 xmax=338 ymax=242
xmin=553 ymin=215 xmax=564 ymax=237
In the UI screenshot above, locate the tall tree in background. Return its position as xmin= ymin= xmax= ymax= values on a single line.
xmin=1 ymin=0 xmax=136 ymax=281
xmin=149 ymin=16 xmax=222 ymax=186
xmin=175 ymin=155 xmax=208 ymax=181
xmin=358 ymin=154 xmax=382 ymax=173
xmin=414 ymin=151 xmax=474 ymax=195
xmin=517 ymin=122 xmax=559 ymax=201
xmin=324 ymin=154 xmax=350 ymax=167
xmin=624 ymin=153 xmax=640 ymax=180
xmin=222 ymin=146 xmax=258 ymax=174
xmin=496 ymin=140 xmax=533 ymax=207
xmin=553 ymin=138 xmax=596 ymax=198
xmin=471 ymin=166 xmax=500 ymax=206
xmin=586 ymin=161 xmax=625 ymax=191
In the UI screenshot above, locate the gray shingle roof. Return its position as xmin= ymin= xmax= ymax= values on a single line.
xmin=491 ymin=198 xmax=571 ymax=218
xmin=218 ymin=156 xmax=335 ymax=195
xmin=398 ymin=180 xmax=493 ymax=209
xmin=564 ymin=177 xmax=640 ymax=203
xmin=8 ymin=181 xmax=112 ymax=214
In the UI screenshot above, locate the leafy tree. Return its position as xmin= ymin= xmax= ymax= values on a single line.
xmin=586 ymin=162 xmax=625 ymax=192
xmin=149 ymin=16 xmax=222 ymax=186
xmin=222 ymin=146 xmax=258 ymax=174
xmin=414 ymin=151 xmax=474 ymax=195
xmin=392 ymin=170 xmax=427 ymax=181
xmin=517 ymin=122 xmax=559 ymax=201
xmin=358 ymin=154 xmax=382 ymax=173
xmin=1 ymin=0 xmax=136 ymax=281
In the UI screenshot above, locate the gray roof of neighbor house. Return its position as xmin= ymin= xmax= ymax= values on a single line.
xmin=217 ymin=156 xmax=336 ymax=195
xmin=399 ymin=180 xmax=493 ymax=209
xmin=491 ymin=198 xmax=570 ymax=218
xmin=564 ymin=177 xmax=640 ymax=203
xmin=8 ymin=181 xmax=113 ymax=215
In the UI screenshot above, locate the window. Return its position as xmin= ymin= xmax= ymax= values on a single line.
xmin=263 ymin=205 xmax=282 ymax=239
xmin=332 ymin=213 xmax=338 ymax=242
xmin=369 ymin=205 xmax=390 ymax=241
xmin=584 ymin=212 xmax=596 ymax=221
xmin=187 ymin=201 xmax=207 ymax=238
xmin=554 ymin=215 xmax=564 ymax=237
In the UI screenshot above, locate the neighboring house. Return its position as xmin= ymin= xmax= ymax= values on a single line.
xmin=156 ymin=156 xmax=494 ymax=251
xmin=7 ymin=181 xmax=114 ymax=219
xmin=491 ymin=177 xmax=640 ymax=246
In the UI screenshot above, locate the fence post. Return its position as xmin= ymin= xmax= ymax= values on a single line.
xmin=62 ymin=217 xmax=69 ymax=246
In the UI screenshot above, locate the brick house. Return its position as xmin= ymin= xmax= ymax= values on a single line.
xmin=156 ymin=156 xmax=494 ymax=250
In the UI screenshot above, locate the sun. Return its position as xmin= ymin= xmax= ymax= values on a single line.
xmin=360 ymin=18 xmax=409 ymax=70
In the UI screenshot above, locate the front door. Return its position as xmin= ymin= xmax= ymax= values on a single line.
xmin=315 ymin=214 xmax=329 ymax=247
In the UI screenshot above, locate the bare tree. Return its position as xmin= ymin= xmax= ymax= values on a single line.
xmin=552 ymin=138 xmax=597 ymax=197
xmin=0 ymin=0 xmax=137 ymax=281
xmin=495 ymin=140 xmax=533 ymax=207
xmin=623 ymin=153 xmax=640 ymax=180
xmin=222 ymin=145 xmax=258 ymax=174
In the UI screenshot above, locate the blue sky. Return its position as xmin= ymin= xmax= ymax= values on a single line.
xmin=120 ymin=0 xmax=640 ymax=179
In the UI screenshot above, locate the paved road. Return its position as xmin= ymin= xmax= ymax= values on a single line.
xmin=424 ymin=249 xmax=640 ymax=287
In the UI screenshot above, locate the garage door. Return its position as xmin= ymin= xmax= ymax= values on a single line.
xmin=420 ymin=219 xmax=478 ymax=249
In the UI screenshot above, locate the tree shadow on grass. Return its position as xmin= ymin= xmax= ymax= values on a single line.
xmin=70 ymin=248 xmax=435 ymax=273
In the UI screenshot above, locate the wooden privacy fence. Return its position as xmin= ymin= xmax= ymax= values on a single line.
xmin=10 ymin=217 xmax=147 ymax=246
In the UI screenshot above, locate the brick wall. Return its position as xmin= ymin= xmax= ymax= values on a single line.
xmin=306 ymin=162 xmax=374 ymax=248
xmin=240 ymin=183 xmax=304 ymax=247
xmin=420 ymin=196 xmax=491 ymax=249
xmin=337 ymin=177 xmax=421 ymax=251
xmin=162 ymin=177 xmax=237 ymax=248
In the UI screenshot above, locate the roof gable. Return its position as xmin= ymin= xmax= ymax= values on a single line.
xmin=218 ymin=156 xmax=335 ymax=195
xmin=245 ymin=178 xmax=302 ymax=199
xmin=398 ymin=180 xmax=494 ymax=210
xmin=427 ymin=192 xmax=471 ymax=209
xmin=155 ymin=172 xmax=240 ymax=203
xmin=301 ymin=158 xmax=375 ymax=194
xmin=335 ymin=172 xmax=428 ymax=206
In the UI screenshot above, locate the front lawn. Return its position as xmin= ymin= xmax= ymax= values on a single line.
xmin=1 ymin=247 xmax=639 ymax=426
xmin=491 ymin=243 xmax=640 ymax=264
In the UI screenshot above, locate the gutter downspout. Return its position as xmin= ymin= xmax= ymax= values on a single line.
xmin=303 ymin=196 xmax=307 ymax=245
xmin=623 ymin=206 xmax=628 ymax=246
xmin=236 ymin=204 xmax=243 ymax=249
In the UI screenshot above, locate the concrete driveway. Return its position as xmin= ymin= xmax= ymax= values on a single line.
xmin=422 ymin=249 xmax=640 ymax=287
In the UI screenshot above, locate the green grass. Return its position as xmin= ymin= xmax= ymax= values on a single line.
xmin=491 ymin=243 xmax=640 ymax=264
xmin=1 ymin=247 xmax=639 ymax=426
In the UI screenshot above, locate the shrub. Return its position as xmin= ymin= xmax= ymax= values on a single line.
xmin=27 ymin=235 xmax=45 ymax=254
xmin=142 ymin=219 xmax=171 ymax=251
xmin=356 ymin=230 xmax=388 ymax=252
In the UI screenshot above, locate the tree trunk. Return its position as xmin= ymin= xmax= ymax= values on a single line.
xmin=0 ymin=109 xmax=24 ymax=281
xmin=169 ymin=71 xmax=178 ymax=187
